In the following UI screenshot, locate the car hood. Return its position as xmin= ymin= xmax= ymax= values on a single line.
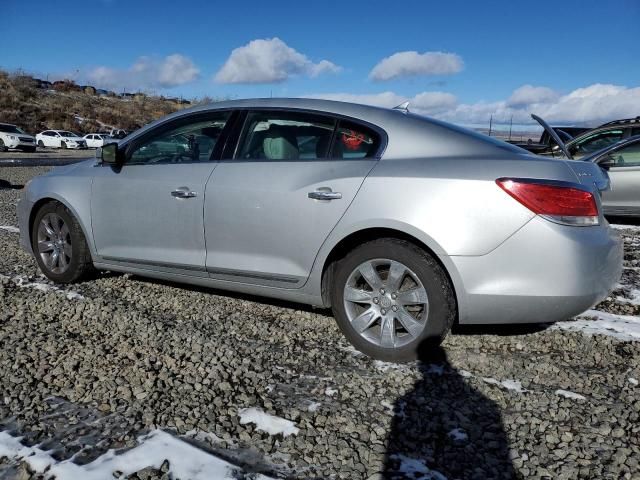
xmin=45 ymin=158 xmax=97 ymax=176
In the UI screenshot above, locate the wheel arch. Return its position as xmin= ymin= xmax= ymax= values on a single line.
xmin=319 ymin=227 xmax=462 ymax=320
xmin=28 ymin=195 xmax=95 ymax=258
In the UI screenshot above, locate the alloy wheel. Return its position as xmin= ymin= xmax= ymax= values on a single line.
xmin=37 ymin=213 xmax=73 ymax=274
xmin=343 ymin=258 xmax=429 ymax=348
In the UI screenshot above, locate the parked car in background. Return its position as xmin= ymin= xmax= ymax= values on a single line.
xmin=542 ymin=117 xmax=640 ymax=159
xmin=0 ymin=123 xmax=36 ymax=152
xmin=509 ymin=126 xmax=590 ymax=154
xmin=533 ymin=114 xmax=640 ymax=218
xmin=36 ymin=130 xmax=87 ymax=149
xmin=17 ymin=99 xmax=622 ymax=361
xmin=83 ymin=133 xmax=112 ymax=148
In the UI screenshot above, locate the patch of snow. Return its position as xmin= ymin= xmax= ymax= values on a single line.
xmin=306 ymin=401 xmax=321 ymax=412
xmin=458 ymin=369 xmax=473 ymax=378
xmin=0 ymin=226 xmax=19 ymax=233
xmin=184 ymin=429 xmax=223 ymax=444
xmin=374 ymin=360 xmax=410 ymax=372
xmin=381 ymin=400 xmax=394 ymax=414
xmin=390 ymin=454 xmax=447 ymax=480
xmin=610 ymin=224 xmax=640 ymax=231
xmin=447 ymin=428 xmax=468 ymax=442
xmin=555 ymin=389 xmax=586 ymax=400
xmin=324 ymin=387 xmax=338 ymax=397
xmin=4 ymin=274 xmax=84 ymax=301
xmin=0 ymin=429 xmax=275 ymax=480
xmin=482 ymin=377 xmax=527 ymax=393
xmin=238 ymin=408 xmax=299 ymax=437
xmin=554 ymin=309 xmax=640 ymax=341
xmin=629 ymin=378 xmax=638 ymax=386
xmin=617 ymin=289 xmax=640 ymax=306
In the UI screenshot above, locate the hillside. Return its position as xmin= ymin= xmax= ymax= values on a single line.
xmin=0 ymin=70 xmax=208 ymax=135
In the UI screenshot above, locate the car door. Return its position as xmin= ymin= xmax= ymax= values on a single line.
xmin=42 ymin=131 xmax=54 ymax=147
xmin=204 ymin=110 xmax=381 ymax=287
xmin=599 ymin=139 xmax=640 ymax=215
xmin=91 ymin=111 xmax=233 ymax=273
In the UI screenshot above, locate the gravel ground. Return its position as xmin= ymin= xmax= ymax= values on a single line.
xmin=0 ymin=166 xmax=639 ymax=480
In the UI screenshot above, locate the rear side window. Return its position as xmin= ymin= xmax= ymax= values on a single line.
xmin=237 ymin=111 xmax=336 ymax=160
xmin=609 ymin=141 xmax=640 ymax=167
xmin=332 ymin=120 xmax=380 ymax=159
xmin=571 ymin=129 xmax=624 ymax=155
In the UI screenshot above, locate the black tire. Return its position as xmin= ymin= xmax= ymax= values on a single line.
xmin=37 ymin=140 xmax=44 ymax=148
xmin=60 ymin=141 xmax=67 ymax=149
xmin=0 ymin=139 xmax=7 ymax=152
xmin=31 ymin=201 xmax=94 ymax=283
xmin=330 ymin=238 xmax=456 ymax=362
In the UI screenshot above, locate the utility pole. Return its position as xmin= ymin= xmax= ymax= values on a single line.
xmin=489 ymin=114 xmax=493 ymax=137
xmin=508 ymin=116 xmax=513 ymax=141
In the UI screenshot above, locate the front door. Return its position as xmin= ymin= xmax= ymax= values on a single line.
xmin=91 ymin=111 xmax=232 ymax=272
xmin=204 ymin=110 xmax=381 ymax=287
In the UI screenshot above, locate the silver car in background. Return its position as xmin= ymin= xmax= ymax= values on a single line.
xmin=17 ymin=99 xmax=623 ymax=361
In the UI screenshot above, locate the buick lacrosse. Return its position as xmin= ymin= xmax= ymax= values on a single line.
xmin=17 ymin=99 xmax=623 ymax=361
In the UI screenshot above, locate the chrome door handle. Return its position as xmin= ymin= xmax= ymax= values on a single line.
xmin=171 ymin=188 xmax=197 ymax=199
xmin=308 ymin=190 xmax=342 ymax=200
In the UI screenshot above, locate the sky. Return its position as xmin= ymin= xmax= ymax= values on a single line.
xmin=1 ymin=0 xmax=639 ymax=128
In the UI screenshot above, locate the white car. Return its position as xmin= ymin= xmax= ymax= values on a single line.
xmin=36 ymin=130 xmax=87 ymax=149
xmin=83 ymin=133 xmax=112 ymax=148
xmin=0 ymin=123 xmax=36 ymax=152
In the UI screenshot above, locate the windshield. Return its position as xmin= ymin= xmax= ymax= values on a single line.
xmin=59 ymin=131 xmax=78 ymax=137
xmin=0 ymin=124 xmax=24 ymax=134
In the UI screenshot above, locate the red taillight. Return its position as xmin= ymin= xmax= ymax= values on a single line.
xmin=496 ymin=178 xmax=599 ymax=225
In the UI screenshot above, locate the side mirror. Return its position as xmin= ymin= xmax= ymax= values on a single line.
xmin=100 ymin=142 xmax=121 ymax=165
xmin=598 ymin=155 xmax=615 ymax=170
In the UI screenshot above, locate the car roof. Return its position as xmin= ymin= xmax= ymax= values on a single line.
xmin=127 ymin=98 xmax=530 ymax=160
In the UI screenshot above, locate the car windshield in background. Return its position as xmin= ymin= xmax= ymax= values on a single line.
xmin=0 ymin=124 xmax=23 ymax=134
xmin=60 ymin=131 xmax=77 ymax=137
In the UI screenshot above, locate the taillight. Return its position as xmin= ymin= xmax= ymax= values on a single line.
xmin=496 ymin=178 xmax=599 ymax=226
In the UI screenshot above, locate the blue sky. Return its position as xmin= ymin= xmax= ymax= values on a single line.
xmin=2 ymin=0 xmax=639 ymax=126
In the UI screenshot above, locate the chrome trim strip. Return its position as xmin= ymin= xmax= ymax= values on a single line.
xmin=206 ymin=267 xmax=300 ymax=284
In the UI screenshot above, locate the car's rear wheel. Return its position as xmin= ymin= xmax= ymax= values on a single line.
xmin=60 ymin=141 xmax=67 ymax=149
xmin=31 ymin=201 xmax=93 ymax=283
xmin=37 ymin=140 xmax=44 ymax=148
xmin=0 ymin=139 xmax=7 ymax=152
xmin=331 ymin=238 xmax=456 ymax=362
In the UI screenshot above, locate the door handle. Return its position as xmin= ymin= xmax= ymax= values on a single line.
xmin=171 ymin=188 xmax=197 ymax=199
xmin=308 ymin=190 xmax=342 ymax=201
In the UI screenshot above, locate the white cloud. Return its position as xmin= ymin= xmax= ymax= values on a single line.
xmin=369 ymin=51 xmax=463 ymax=81
xmin=508 ymin=85 xmax=559 ymax=106
xmin=87 ymin=54 xmax=199 ymax=91
xmin=214 ymin=38 xmax=341 ymax=84
xmin=309 ymin=83 xmax=640 ymax=126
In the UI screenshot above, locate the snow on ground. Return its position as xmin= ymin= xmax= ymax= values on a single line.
xmin=238 ymin=408 xmax=299 ymax=437
xmin=481 ymin=377 xmax=527 ymax=393
xmin=0 ymin=226 xmax=19 ymax=233
xmin=617 ymin=289 xmax=640 ymax=306
xmin=0 ymin=429 xmax=275 ymax=480
xmin=554 ymin=310 xmax=640 ymax=341
xmin=389 ymin=454 xmax=448 ymax=480
xmin=447 ymin=428 xmax=468 ymax=442
xmin=324 ymin=387 xmax=338 ymax=397
xmin=306 ymin=401 xmax=321 ymax=412
xmin=555 ymin=389 xmax=586 ymax=400
xmin=1 ymin=274 xmax=85 ymax=300
xmin=629 ymin=378 xmax=639 ymax=386
xmin=610 ymin=224 xmax=640 ymax=231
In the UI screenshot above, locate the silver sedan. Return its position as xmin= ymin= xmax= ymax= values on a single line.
xmin=17 ymin=99 xmax=623 ymax=361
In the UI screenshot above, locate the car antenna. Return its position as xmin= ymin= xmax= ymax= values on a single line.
xmin=393 ymin=101 xmax=410 ymax=113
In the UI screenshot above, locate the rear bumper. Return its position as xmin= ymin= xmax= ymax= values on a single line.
xmin=452 ymin=216 xmax=623 ymax=324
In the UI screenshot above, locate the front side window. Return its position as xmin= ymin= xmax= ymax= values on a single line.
xmin=237 ymin=111 xmax=336 ymax=160
xmin=128 ymin=113 xmax=230 ymax=165
xmin=608 ymin=141 xmax=640 ymax=167
xmin=332 ymin=120 xmax=380 ymax=159
xmin=571 ymin=129 xmax=624 ymax=155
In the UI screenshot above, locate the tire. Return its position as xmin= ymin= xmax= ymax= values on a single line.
xmin=37 ymin=140 xmax=44 ymax=148
xmin=0 ymin=139 xmax=7 ymax=152
xmin=31 ymin=201 xmax=94 ymax=283
xmin=330 ymin=238 xmax=456 ymax=362
xmin=60 ymin=141 xmax=67 ymax=149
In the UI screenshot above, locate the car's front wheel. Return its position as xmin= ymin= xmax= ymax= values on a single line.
xmin=31 ymin=201 xmax=93 ymax=283
xmin=331 ymin=238 xmax=456 ymax=362
xmin=37 ymin=140 xmax=44 ymax=147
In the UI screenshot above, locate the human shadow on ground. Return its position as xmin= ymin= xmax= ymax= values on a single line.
xmin=383 ymin=341 xmax=517 ymax=479
xmin=0 ymin=179 xmax=23 ymax=190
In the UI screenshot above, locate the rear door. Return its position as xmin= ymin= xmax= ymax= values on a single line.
xmin=91 ymin=111 xmax=233 ymax=272
xmin=204 ymin=110 xmax=382 ymax=287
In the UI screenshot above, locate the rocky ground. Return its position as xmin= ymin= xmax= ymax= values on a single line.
xmin=0 ymin=166 xmax=638 ymax=480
